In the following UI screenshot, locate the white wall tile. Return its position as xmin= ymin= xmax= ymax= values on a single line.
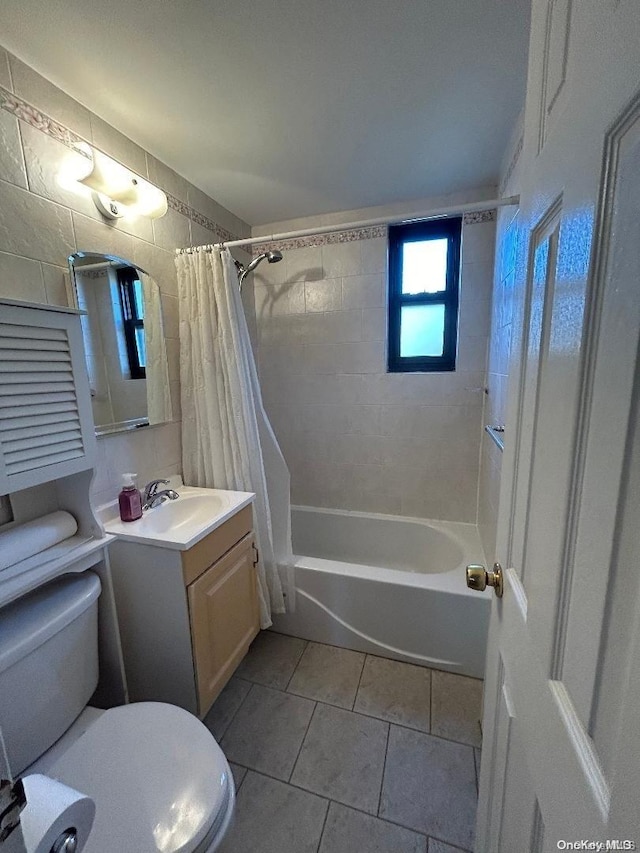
xmin=9 ymin=56 xmax=92 ymax=139
xmin=256 ymin=220 xmax=494 ymax=523
xmin=41 ymin=263 xmax=69 ymax=305
xmin=342 ymin=274 xmax=385 ymax=309
xmin=285 ymin=246 xmax=323 ymax=282
xmin=0 ymin=112 xmax=27 ymax=188
xmin=90 ymin=116 xmax=148 ymax=177
xmin=73 ymin=211 xmax=134 ymax=261
xmin=305 ymin=278 xmax=342 ymax=312
xmin=152 ymin=207 xmax=190 ymax=252
xmin=147 ymin=155 xmax=189 ymax=203
xmin=0 ymin=181 xmax=74 ymax=264
xmin=0 ymin=47 xmax=11 ymax=91
xmin=361 ymin=308 xmax=386 ymax=341
xmin=0 ymin=250 xmax=45 ymax=301
xmin=321 ymin=241 xmax=361 ymax=278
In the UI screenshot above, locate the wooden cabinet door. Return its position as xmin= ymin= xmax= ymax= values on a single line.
xmin=188 ymin=533 xmax=259 ymax=717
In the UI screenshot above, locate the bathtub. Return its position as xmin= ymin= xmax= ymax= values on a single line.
xmin=271 ymin=506 xmax=492 ymax=679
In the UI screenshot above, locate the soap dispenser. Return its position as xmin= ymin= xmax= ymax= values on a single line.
xmin=118 ymin=473 xmax=143 ymax=522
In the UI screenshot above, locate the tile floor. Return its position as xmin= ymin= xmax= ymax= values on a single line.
xmin=205 ymin=631 xmax=483 ymax=853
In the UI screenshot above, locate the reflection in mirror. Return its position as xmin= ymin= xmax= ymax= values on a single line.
xmin=68 ymin=252 xmax=173 ymax=436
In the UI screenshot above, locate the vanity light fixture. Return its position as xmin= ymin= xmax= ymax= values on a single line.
xmin=74 ymin=144 xmax=168 ymax=220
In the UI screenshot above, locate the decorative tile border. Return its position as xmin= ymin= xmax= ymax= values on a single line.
xmin=251 ymin=213 xmax=496 ymax=255
xmin=0 ymin=85 xmax=239 ymax=245
xmin=0 ymin=85 xmax=87 ymax=154
xmin=252 ymin=225 xmax=387 ymax=255
xmin=462 ymin=209 xmax=497 ymax=225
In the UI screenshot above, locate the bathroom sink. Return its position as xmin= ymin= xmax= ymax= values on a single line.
xmin=103 ymin=485 xmax=254 ymax=550
xmin=137 ymin=493 xmax=227 ymax=533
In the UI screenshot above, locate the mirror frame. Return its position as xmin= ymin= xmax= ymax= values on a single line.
xmin=67 ymin=251 xmax=174 ymax=438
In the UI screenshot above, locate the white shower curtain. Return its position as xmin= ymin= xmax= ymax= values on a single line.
xmin=175 ymin=248 xmax=294 ymax=627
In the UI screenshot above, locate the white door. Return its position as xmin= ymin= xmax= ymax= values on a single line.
xmin=475 ymin=0 xmax=640 ymax=849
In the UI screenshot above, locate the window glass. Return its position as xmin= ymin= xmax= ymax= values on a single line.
xmin=400 ymin=304 xmax=445 ymax=358
xmin=402 ymin=238 xmax=448 ymax=294
xmin=133 ymin=278 xmax=145 ymax=319
xmin=135 ymin=327 xmax=146 ymax=368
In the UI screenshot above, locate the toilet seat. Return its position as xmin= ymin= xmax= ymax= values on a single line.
xmin=43 ymin=702 xmax=233 ymax=853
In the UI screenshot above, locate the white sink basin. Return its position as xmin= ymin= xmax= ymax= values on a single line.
xmin=103 ymin=486 xmax=254 ymax=550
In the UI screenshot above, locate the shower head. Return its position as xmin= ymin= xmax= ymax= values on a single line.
xmin=235 ymin=249 xmax=283 ymax=289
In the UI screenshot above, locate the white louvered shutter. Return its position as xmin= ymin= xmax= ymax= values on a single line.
xmin=0 ymin=302 xmax=96 ymax=493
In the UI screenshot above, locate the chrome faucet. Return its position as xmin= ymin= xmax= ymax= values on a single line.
xmin=142 ymin=479 xmax=180 ymax=510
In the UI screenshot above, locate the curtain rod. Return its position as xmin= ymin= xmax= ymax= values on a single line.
xmin=175 ymin=195 xmax=519 ymax=254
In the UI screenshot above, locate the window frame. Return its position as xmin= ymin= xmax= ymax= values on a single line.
xmin=117 ymin=266 xmax=146 ymax=380
xmin=387 ymin=216 xmax=462 ymax=373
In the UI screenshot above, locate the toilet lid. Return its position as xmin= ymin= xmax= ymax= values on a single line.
xmin=47 ymin=703 xmax=230 ymax=853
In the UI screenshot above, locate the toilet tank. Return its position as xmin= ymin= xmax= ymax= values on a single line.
xmin=0 ymin=572 xmax=101 ymax=775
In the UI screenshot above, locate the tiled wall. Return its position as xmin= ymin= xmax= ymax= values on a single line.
xmin=0 ymin=44 xmax=252 ymax=506
xmin=477 ymin=116 xmax=523 ymax=559
xmin=252 ymin=192 xmax=497 ymax=522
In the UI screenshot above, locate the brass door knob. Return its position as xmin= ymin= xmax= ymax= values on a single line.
xmin=466 ymin=563 xmax=503 ymax=598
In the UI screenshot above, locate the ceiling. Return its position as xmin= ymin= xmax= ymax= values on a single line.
xmin=0 ymin=0 xmax=531 ymax=225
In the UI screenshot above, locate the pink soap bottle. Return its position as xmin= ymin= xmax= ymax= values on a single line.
xmin=118 ymin=473 xmax=143 ymax=522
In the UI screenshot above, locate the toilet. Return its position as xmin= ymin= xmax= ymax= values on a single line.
xmin=0 ymin=572 xmax=235 ymax=852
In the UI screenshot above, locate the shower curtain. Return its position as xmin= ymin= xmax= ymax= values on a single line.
xmin=175 ymin=248 xmax=294 ymax=627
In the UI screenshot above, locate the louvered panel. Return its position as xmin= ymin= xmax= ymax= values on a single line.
xmin=0 ymin=361 xmax=72 ymax=373
xmin=6 ymin=437 xmax=84 ymax=466
xmin=0 ymin=349 xmax=71 ymax=362
xmin=0 ymin=323 xmax=67 ymax=341
xmin=0 ymin=402 xmax=78 ymax=420
xmin=4 ymin=428 xmax=82 ymax=454
xmin=0 ymin=394 xmax=77 ymax=409
xmin=0 ymin=416 xmax=78 ymax=440
xmin=0 ymin=338 xmax=70 ymax=353
xmin=6 ymin=446 xmax=86 ymax=475
xmin=0 ymin=318 xmax=86 ymax=482
xmin=0 ymin=372 xmax=74 ymax=385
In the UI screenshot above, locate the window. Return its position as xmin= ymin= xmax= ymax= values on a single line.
xmin=387 ymin=217 xmax=461 ymax=372
xmin=117 ymin=267 xmax=146 ymax=379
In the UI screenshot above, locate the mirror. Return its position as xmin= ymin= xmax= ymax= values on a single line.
xmin=68 ymin=252 xmax=174 ymax=436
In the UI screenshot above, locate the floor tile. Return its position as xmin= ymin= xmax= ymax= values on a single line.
xmin=221 ymin=684 xmax=315 ymax=780
xmin=217 ymin=771 xmax=328 ymax=853
xmin=236 ymin=630 xmax=307 ymax=689
xmin=428 ymin=840 xmax=472 ymax=853
xmin=229 ymin=762 xmax=247 ymax=791
xmin=288 ymin=642 xmax=365 ymax=709
xmin=380 ymin=725 xmax=477 ymax=850
xmin=354 ymin=655 xmax=431 ymax=731
xmin=291 ymin=703 xmax=388 ymax=814
xmin=202 ymin=676 xmax=251 ymax=740
xmin=431 ymin=671 xmax=483 ymax=747
xmin=319 ymin=802 xmax=427 ymax=853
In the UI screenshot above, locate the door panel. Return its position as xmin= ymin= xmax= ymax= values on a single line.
xmin=476 ymin=0 xmax=640 ymax=846
xmin=188 ymin=534 xmax=259 ymax=715
xmin=561 ymin=103 xmax=640 ymax=724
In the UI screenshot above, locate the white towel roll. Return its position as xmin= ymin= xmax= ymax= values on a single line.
xmin=0 ymin=511 xmax=78 ymax=571
xmin=19 ymin=774 xmax=95 ymax=853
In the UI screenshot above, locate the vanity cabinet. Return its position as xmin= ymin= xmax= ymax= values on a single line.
xmin=107 ymin=504 xmax=259 ymax=718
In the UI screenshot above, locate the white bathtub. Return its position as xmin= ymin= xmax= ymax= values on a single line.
xmin=271 ymin=506 xmax=492 ymax=678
